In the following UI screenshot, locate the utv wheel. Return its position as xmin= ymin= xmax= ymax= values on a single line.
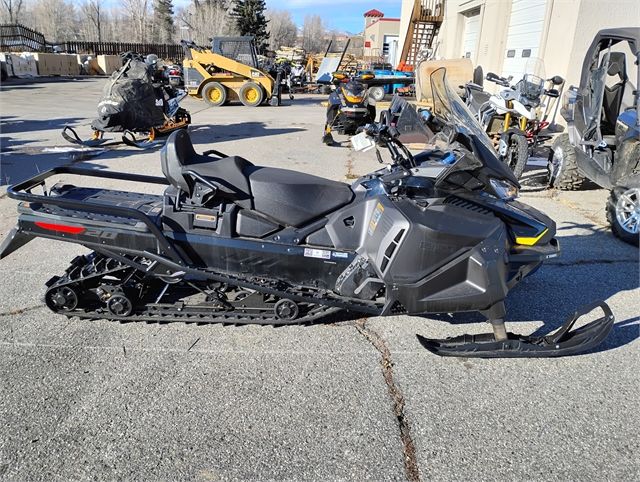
xmin=502 ymin=133 xmax=529 ymax=180
xmin=239 ymin=82 xmax=265 ymax=107
xmin=274 ymin=299 xmax=299 ymax=321
xmin=46 ymin=286 xmax=79 ymax=312
xmin=607 ymin=187 xmax=640 ymax=246
xmin=368 ymin=86 xmax=385 ymax=102
xmin=202 ymin=82 xmax=227 ymax=107
xmin=549 ymin=133 xmax=586 ymax=190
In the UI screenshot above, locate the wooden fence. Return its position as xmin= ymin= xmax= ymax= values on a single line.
xmin=59 ymin=41 xmax=184 ymax=61
xmin=0 ymin=24 xmax=49 ymax=52
xmin=1 ymin=24 xmax=184 ymax=61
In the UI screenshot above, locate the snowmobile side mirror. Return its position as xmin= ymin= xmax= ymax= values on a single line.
xmin=545 ymin=88 xmax=560 ymax=98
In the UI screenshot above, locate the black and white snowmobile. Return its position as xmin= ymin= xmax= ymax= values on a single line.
xmin=62 ymin=52 xmax=191 ymax=150
xmin=1 ymin=69 xmax=613 ymax=358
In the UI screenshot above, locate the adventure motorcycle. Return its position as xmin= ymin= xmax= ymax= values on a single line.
xmin=0 ymin=68 xmax=613 ymax=358
xmin=62 ymin=52 xmax=191 ymax=149
xmin=287 ymin=62 xmax=307 ymax=100
xmin=464 ymin=60 xmax=564 ymax=178
xmin=323 ymin=72 xmax=377 ymax=146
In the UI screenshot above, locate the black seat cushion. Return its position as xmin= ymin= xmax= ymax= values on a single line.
xmin=161 ymin=130 xmax=254 ymax=207
xmin=247 ymin=166 xmax=354 ymax=227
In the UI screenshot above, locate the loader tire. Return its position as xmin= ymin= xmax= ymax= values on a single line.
xmin=239 ymin=82 xmax=264 ymax=107
xmin=549 ymin=133 xmax=586 ymax=190
xmin=202 ymin=82 xmax=227 ymax=107
xmin=606 ymin=187 xmax=640 ymax=246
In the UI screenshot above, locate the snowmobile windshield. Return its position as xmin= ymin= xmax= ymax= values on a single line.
xmin=342 ymin=81 xmax=366 ymax=101
xmin=429 ymin=68 xmax=519 ymax=185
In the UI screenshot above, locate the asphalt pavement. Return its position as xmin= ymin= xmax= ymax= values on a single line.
xmin=0 ymin=77 xmax=638 ymax=481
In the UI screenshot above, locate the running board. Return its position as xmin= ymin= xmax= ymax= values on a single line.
xmin=418 ymin=301 xmax=614 ymax=358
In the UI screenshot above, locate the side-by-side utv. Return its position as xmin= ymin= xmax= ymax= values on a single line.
xmin=549 ymin=28 xmax=640 ymax=245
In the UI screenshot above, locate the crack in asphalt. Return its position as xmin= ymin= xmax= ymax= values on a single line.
xmin=0 ymin=304 xmax=44 ymax=317
xmin=355 ymin=318 xmax=421 ymax=482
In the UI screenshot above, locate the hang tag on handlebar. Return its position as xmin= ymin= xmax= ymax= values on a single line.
xmin=351 ymin=131 xmax=376 ymax=152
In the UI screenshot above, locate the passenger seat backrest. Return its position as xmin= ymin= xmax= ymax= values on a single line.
xmin=601 ymin=52 xmax=628 ymax=135
xmin=161 ymin=130 xmax=197 ymax=195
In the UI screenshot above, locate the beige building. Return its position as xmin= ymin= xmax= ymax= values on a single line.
xmin=399 ymin=0 xmax=640 ymax=87
xmin=363 ymin=9 xmax=401 ymax=65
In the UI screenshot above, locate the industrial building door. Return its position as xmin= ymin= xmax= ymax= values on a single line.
xmin=460 ymin=8 xmax=481 ymax=61
xmin=502 ymin=0 xmax=548 ymax=79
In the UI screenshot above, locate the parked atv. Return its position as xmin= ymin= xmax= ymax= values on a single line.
xmin=549 ymin=28 xmax=640 ymax=245
xmin=62 ymin=52 xmax=191 ymax=149
xmin=322 ymin=72 xmax=377 ymax=145
xmin=0 ymin=68 xmax=613 ymax=358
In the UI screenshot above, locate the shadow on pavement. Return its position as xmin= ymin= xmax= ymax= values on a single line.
xmin=1 ymin=116 xmax=85 ymax=135
xmin=189 ymin=122 xmax=305 ymax=144
xmin=0 ymin=76 xmax=101 ymax=92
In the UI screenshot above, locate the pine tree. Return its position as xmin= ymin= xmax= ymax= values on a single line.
xmin=153 ymin=0 xmax=175 ymax=43
xmin=232 ymin=0 xmax=269 ymax=53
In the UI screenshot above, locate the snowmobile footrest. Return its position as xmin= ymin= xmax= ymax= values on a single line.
xmin=417 ymin=301 xmax=614 ymax=358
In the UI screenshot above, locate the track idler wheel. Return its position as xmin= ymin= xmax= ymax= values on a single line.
xmin=107 ymin=293 xmax=133 ymax=317
xmin=45 ymin=286 xmax=79 ymax=312
xmin=274 ymin=299 xmax=299 ymax=321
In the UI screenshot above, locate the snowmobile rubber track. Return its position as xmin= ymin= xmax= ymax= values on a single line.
xmin=43 ymin=252 xmax=355 ymax=326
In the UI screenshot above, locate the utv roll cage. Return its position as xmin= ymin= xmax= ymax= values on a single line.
xmin=576 ymin=28 xmax=640 ymax=145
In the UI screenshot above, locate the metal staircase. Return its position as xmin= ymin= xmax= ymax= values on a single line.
xmin=399 ymin=0 xmax=445 ymax=67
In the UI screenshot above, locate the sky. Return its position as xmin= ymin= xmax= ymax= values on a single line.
xmin=169 ymin=0 xmax=402 ymax=34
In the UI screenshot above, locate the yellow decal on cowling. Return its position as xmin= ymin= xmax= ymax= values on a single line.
xmin=515 ymin=228 xmax=548 ymax=246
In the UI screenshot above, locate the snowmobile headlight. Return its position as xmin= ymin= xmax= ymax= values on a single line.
xmin=490 ymin=178 xmax=519 ymax=201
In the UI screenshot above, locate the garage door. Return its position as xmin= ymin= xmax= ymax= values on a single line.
xmin=460 ymin=8 xmax=481 ymax=61
xmin=502 ymin=0 xmax=547 ymax=79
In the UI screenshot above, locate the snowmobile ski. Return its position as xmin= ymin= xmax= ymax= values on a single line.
xmin=121 ymin=129 xmax=166 ymax=149
xmin=61 ymin=126 xmax=120 ymax=148
xmin=417 ymin=301 xmax=614 ymax=358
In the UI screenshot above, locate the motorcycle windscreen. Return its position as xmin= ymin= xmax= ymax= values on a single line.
xmin=429 ymin=68 xmax=520 ymax=186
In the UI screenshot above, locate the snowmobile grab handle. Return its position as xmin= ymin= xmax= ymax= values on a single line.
xmin=6 ymin=166 xmax=187 ymax=266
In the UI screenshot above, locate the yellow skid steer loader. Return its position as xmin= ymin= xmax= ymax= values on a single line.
xmin=182 ymin=37 xmax=281 ymax=107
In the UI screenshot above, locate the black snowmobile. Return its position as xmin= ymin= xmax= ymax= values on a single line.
xmin=1 ymin=69 xmax=613 ymax=358
xmin=62 ymin=52 xmax=191 ymax=149
xmin=322 ymin=72 xmax=377 ymax=145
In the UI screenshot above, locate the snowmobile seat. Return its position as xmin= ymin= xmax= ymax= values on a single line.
xmin=161 ymin=129 xmax=254 ymax=208
xmin=246 ymin=167 xmax=354 ymax=227
xmin=162 ymin=130 xmax=354 ymax=227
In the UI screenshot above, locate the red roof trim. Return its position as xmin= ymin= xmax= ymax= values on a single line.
xmin=364 ymin=9 xmax=384 ymax=17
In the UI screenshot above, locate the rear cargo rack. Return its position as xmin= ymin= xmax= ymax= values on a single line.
xmin=7 ymin=166 xmax=186 ymax=265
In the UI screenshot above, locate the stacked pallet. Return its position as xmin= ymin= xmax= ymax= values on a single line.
xmin=275 ymin=46 xmax=305 ymax=63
